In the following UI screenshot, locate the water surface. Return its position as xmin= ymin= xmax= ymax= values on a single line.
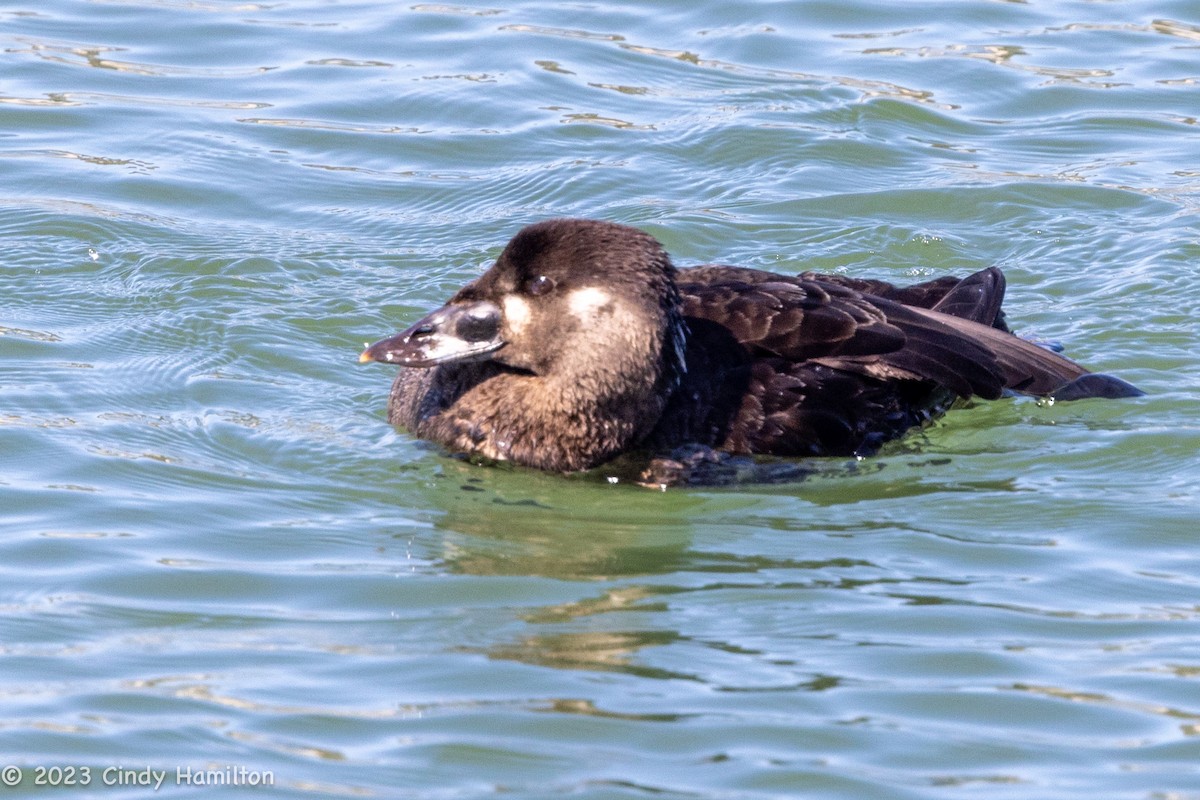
xmin=2 ymin=1 xmax=1199 ymax=797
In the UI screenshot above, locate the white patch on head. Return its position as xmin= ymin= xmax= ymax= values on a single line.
xmin=566 ymin=286 xmax=655 ymax=370
xmin=567 ymin=286 xmax=614 ymax=320
xmin=502 ymin=295 xmax=532 ymax=335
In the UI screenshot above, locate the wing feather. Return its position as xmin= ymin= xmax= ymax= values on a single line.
xmin=680 ymin=267 xmax=1093 ymax=400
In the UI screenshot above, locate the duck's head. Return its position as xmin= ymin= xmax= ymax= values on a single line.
xmin=361 ymin=218 xmax=686 ymax=406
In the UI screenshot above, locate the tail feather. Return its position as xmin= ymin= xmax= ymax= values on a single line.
xmin=1049 ymin=373 xmax=1145 ymax=400
xmin=930 ymin=266 xmax=1006 ymax=327
xmin=905 ymin=306 xmax=1144 ymax=399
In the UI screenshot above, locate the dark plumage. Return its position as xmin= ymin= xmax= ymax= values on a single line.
xmin=360 ymin=219 xmax=1141 ymax=484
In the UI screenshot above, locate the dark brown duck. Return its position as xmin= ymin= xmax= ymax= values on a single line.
xmin=360 ymin=219 xmax=1141 ymax=483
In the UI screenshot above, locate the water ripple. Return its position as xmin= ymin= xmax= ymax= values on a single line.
xmin=3 ymin=1 xmax=1200 ymax=798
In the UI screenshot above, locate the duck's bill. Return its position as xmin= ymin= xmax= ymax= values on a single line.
xmin=359 ymin=300 xmax=505 ymax=367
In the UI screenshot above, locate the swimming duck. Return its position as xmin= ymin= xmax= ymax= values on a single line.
xmin=360 ymin=219 xmax=1141 ymax=483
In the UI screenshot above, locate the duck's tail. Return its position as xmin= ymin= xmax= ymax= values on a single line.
xmin=919 ymin=268 xmax=1142 ymax=400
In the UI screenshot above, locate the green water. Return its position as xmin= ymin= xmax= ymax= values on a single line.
xmin=2 ymin=1 xmax=1199 ymax=797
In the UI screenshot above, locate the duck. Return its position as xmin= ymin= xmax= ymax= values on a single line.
xmin=359 ymin=218 xmax=1141 ymax=485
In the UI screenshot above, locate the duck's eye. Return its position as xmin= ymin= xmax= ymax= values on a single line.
xmin=525 ymin=275 xmax=555 ymax=297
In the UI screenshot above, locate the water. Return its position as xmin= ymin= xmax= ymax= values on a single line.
xmin=2 ymin=1 xmax=1199 ymax=797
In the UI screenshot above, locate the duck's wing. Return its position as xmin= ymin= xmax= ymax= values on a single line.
xmin=683 ymin=265 xmax=1005 ymax=323
xmin=833 ymin=299 xmax=1084 ymax=399
xmin=678 ymin=268 xmax=1120 ymax=401
xmin=679 ymin=275 xmax=907 ymax=361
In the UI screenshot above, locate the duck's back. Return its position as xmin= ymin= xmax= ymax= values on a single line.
xmin=652 ymin=266 xmax=1112 ymax=458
